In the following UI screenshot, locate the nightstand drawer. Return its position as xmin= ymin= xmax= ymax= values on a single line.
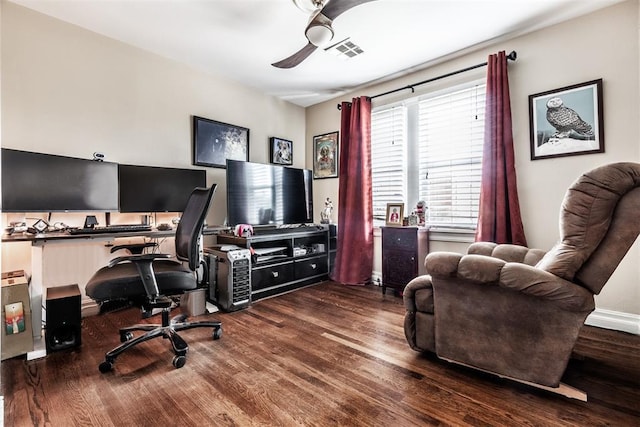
xmin=382 ymin=227 xmax=417 ymax=250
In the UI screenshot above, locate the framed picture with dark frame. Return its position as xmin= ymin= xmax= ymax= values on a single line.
xmin=529 ymin=79 xmax=604 ymax=161
xmin=385 ymin=203 xmax=404 ymax=226
xmin=192 ymin=116 xmax=249 ymax=168
xmin=313 ymin=131 xmax=339 ymax=179
xmin=269 ymin=137 xmax=293 ymax=165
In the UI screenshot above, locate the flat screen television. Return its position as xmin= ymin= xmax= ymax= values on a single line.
xmin=226 ymin=159 xmax=313 ymax=226
xmin=118 ymin=164 xmax=207 ymax=213
xmin=1 ymin=148 xmax=119 ymax=212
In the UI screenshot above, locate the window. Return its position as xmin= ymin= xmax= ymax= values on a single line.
xmin=371 ymin=105 xmax=407 ymax=222
xmin=371 ymin=82 xmax=485 ymax=228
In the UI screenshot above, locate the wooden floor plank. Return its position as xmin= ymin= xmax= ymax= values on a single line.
xmin=2 ymin=281 xmax=639 ymax=426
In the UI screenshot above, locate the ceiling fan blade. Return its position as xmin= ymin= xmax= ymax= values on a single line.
xmin=321 ymin=0 xmax=377 ymax=21
xmin=271 ymin=42 xmax=318 ymax=69
xmin=272 ymin=0 xmax=377 ymax=69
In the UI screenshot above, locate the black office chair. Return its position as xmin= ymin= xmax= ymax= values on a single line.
xmin=86 ymin=186 xmax=221 ymax=373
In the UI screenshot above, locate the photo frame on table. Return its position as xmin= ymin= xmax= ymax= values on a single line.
xmin=385 ymin=203 xmax=404 ymax=226
xmin=529 ymin=79 xmax=604 ymax=161
xmin=313 ymin=131 xmax=339 ymax=179
xmin=192 ymin=116 xmax=249 ymax=168
xmin=269 ymin=137 xmax=293 ymax=165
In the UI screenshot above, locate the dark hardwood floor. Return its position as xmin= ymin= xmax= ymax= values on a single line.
xmin=2 ymin=281 xmax=639 ymax=426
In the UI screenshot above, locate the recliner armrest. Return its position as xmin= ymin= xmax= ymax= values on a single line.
xmin=499 ymin=263 xmax=595 ymax=312
xmin=403 ymin=275 xmax=433 ymax=312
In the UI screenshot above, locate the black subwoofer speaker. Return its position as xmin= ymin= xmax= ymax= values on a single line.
xmin=46 ymin=284 xmax=81 ymax=353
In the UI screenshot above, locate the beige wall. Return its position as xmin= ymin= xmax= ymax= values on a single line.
xmin=306 ymin=0 xmax=640 ymax=318
xmin=0 ymin=2 xmax=305 ymax=278
xmin=1 ymin=1 xmax=306 ymax=229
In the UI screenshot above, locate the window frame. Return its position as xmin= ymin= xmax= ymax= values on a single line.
xmin=371 ymin=79 xmax=486 ymax=231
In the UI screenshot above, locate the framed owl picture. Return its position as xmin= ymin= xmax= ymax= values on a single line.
xmin=528 ymin=79 xmax=604 ymax=160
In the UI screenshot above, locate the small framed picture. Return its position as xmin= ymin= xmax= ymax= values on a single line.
xmin=313 ymin=131 xmax=339 ymax=179
xmin=269 ymin=137 xmax=293 ymax=165
xmin=193 ymin=116 xmax=249 ymax=168
xmin=385 ymin=203 xmax=404 ymax=226
xmin=529 ymin=79 xmax=604 ymax=160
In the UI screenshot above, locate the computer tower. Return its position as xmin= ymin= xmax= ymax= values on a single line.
xmin=206 ymin=247 xmax=251 ymax=312
xmin=45 ymin=284 xmax=82 ymax=353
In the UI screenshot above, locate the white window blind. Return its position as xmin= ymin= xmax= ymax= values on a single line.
xmin=371 ymin=105 xmax=406 ymax=222
xmin=370 ymin=81 xmax=485 ymax=229
xmin=418 ymin=84 xmax=485 ymax=227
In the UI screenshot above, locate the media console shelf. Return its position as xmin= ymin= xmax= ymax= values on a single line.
xmin=216 ymin=227 xmax=330 ymax=300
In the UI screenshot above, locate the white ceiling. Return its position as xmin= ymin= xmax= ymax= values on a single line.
xmin=10 ymin=0 xmax=623 ymax=107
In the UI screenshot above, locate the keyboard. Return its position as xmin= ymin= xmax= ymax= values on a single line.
xmin=67 ymin=224 xmax=152 ymax=235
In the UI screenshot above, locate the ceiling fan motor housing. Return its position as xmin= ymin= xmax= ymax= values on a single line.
xmin=305 ymin=10 xmax=334 ymax=46
xmin=306 ymin=23 xmax=334 ymax=46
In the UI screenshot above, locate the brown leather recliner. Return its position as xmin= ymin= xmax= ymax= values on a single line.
xmin=403 ymin=162 xmax=640 ymax=398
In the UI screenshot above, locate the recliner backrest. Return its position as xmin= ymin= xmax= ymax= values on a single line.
xmin=536 ymin=163 xmax=640 ymax=294
xmin=467 ymin=242 xmax=546 ymax=266
xmin=574 ymin=186 xmax=640 ymax=294
xmin=174 ymin=185 xmax=217 ymax=271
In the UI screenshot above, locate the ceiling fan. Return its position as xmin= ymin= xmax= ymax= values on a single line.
xmin=272 ymin=0 xmax=377 ymax=69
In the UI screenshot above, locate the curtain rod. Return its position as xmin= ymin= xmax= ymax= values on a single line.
xmin=337 ymin=50 xmax=517 ymax=110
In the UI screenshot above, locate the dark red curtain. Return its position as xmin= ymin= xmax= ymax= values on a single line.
xmin=475 ymin=51 xmax=527 ymax=245
xmin=332 ymin=96 xmax=374 ymax=285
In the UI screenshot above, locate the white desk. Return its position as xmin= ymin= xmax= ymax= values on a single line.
xmin=2 ymin=227 xmax=224 ymax=359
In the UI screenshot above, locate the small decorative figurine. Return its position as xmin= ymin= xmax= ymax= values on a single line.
xmin=415 ymin=200 xmax=427 ymax=225
xmin=408 ymin=211 xmax=418 ymax=226
xmin=234 ymin=223 xmax=254 ymax=238
xmin=320 ymin=197 xmax=333 ymax=224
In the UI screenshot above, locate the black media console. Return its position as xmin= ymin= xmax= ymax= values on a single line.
xmin=216 ymin=226 xmax=330 ymax=301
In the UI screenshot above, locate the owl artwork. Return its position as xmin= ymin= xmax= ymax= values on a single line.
xmin=545 ymin=97 xmax=594 ymax=140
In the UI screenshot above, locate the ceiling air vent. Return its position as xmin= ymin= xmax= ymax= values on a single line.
xmin=325 ymin=38 xmax=364 ymax=59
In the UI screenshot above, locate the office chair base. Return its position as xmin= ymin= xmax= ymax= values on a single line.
xmin=97 ymin=308 xmax=222 ymax=373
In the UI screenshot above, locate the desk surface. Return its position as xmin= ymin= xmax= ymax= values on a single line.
xmin=2 ymin=226 xmax=227 ymax=243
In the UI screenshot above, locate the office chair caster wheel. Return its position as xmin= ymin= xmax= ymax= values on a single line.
xmin=120 ymin=331 xmax=134 ymax=342
xmin=213 ymin=327 xmax=222 ymax=340
xmin=172 ymin=355 xmax=186 ymax=369
xmin=99 ymin=360 xmax=114 ymax=373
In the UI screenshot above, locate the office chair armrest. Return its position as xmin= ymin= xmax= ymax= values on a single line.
xmin=110 ymin=242 xmax=158 ymax=255
xmin=107 ymin=253 xmax=172 ymax=268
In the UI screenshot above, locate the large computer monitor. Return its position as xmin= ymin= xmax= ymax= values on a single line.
xmin=1 ymin=148 xmax=119 ymax=212
xmin=118 ymin=164 xmax=207 ymax=213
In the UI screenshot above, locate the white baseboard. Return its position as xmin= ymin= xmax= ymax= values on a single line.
xmin=371 ymin=271 xmax=382 ymax=286
xmin=27 ymin=335 xmax=47 ymax=360
xmin=585 ymin=308 xmax=640 ymax=335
